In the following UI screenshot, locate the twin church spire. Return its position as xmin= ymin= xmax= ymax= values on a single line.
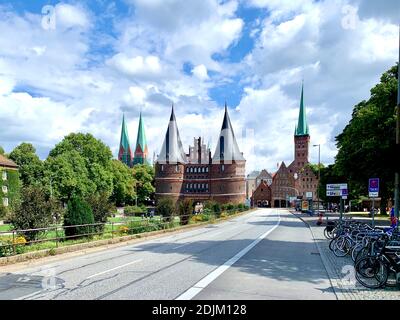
xmin=118 ymin=112 xmax=149 ymax=167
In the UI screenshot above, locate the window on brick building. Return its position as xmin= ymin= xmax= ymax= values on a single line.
xmin=161 ymin=165 xmax=164 ymax=172
xmin=221 ymin=165 xmax=225 ymax=172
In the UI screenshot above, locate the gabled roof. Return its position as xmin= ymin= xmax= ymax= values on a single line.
xmin=212 ymin=104 xmax=245 ymax=163
xmin=295 ymin=82 xmax=309 ymax=137
xmin=257 ymin=169 xmax=272 ymax=180
xmin=157 ymin=106 xmax=187 ymax=164
xmin=0 ymin=154 xmax=18 ymax=169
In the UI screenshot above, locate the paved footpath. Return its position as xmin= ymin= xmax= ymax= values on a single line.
xmin=292 ymin=211 xmax=400 ymax=300
xmin=0 ymin=208 xmax=336 ymax=300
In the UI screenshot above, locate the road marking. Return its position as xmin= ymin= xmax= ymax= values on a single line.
xmin=176 ymin=211 xmax=281 ymax=300
xmin=87 ymin=259 xmax=142 ymax=279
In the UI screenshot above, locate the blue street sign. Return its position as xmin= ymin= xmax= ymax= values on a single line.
xmin=369 ymin=178 xmax=379 ymax=198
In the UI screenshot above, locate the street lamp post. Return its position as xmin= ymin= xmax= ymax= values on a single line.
xmin=313 ymin=144 xmax=321 ymax=214
xmin=395 ymin=25 xmax=400 ymax=230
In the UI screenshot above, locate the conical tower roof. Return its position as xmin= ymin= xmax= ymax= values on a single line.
xmin=157 ymin=105 xmax=187 ymax=164
xmin=212 ymin=103 xmax=245 ymax=163
xmin=118 ymin=114 xmax=133 ymax=167
xmin=133 ymin=112 xmax=149 ymax=165
xmin=295 ymin=82 xmax=309 ymax=136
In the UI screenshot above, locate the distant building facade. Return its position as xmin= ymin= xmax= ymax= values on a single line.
xmin=155 ymin=105 xmax=246 ymax=205
xmin=0 ymin=154 xmax=19 ymax=211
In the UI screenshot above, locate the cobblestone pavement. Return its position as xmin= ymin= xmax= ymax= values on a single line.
xmin=291 ymin=211 xmax=400 ymax=300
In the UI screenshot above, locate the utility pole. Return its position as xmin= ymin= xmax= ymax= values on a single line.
xmin=395 ymin=25 xmax=400 ymax=230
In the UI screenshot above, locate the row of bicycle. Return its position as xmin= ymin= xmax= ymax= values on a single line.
xmin=324 ymin=219 xmax=400 ymax=289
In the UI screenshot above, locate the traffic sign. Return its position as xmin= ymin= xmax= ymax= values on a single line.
xmin=326 ymin=183 xmax=348 ymax=197
xmin=368 ymin=178 xmax=379 ymax=198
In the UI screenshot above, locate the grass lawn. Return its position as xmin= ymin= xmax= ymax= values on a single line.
xmin=0 ymin=224 xmax=11 ymax=232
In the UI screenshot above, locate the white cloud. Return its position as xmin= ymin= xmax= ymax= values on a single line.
xmin=0 ymin=0 xmax=398 ymax=176
xmin=55 ymin=3 xmax=90 ymax=29
xmin=192 ymin=64 xmax=209 ymax=80
xmin=108 ymin=53 xmax=162 ymax=77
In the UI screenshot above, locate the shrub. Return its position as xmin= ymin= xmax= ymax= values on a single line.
xmin=86 ymin=192 xmax=113 ymax=233
xmin=0 ymin=236 xmax=26 ymax=257
xmin=226 ymin=203 xmax=235 ymax=212
xmin=177 ymin=199 xmax=193 ymax=226
xmin=157 ymin=198 xmax=175 ymax=222
xmin=63 ymin=196 xmax=95 ymax=239
xmin=10 ymin=186 xmax=54 ymax=241
xmin=237 ymin=203 xmax=245 ymax=212
xmin=127 ymin=220 xmax=164 ymax=235
xmin=204 ymin=201 xmax=221 ymax=217
xmin=118 ymin=225 xmax=129 ymax=235
xmin=0 ymin=203 xmax=7 ymax=220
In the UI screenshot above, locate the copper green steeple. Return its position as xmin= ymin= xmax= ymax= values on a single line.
xmin=133 ymin=112 xmax=149 ymax=165
xmin=295 ymin=82 xmax=309 ymax=136
xmin=118 ymin=114 xmax=133 ymax=167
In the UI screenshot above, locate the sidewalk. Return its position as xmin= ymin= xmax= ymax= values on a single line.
xmin=291 ymin=210 xmax=400 ymax=300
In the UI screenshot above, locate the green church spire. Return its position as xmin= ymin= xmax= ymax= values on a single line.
xmin=133 ymin=112 xmax=149 ymax=165
xmin=118 ymin=114 xmax=133 ymax=167
xmin=295 ymin=82 xmax=309 ymax=136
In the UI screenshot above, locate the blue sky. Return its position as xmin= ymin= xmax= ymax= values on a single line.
xmin=0 ymin=0 xmax=398 ymax=173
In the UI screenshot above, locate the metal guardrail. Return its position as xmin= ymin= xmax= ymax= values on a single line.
xmin=0 ymin=207 xmax=249 ymax=257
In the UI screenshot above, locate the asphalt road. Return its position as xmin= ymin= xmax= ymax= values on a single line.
xmin=0 ymin=208 xmax=336 ymax=300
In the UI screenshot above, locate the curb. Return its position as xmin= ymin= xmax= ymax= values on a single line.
xmin=0 ymin=208 xmax=256 ymax=267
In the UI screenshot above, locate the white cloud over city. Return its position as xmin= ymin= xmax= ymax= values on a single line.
xmin=0 ymin=0 xmax=398 ymax=174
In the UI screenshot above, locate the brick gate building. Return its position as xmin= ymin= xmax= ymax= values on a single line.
xmin=155 ymin=105 xmax=246 ymax=205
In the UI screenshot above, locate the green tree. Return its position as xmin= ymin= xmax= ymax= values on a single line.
xmin=110 ymin=160 xmax=136 ymax=206
xmin=10 ymin=186 xmax=56 ymax=240
xmin=44 ymin=150 xmax=92 ymax=202
xmin=132 ymin=164 xmax=155 ymax=205
xmin=334 ymin=64 xmax=398 ymax=214
xmin=86 ymin=192 xmax=113 ymax=232
xmin=0 ymin=146 xmax=5 ymax=155
xmin=46 ymin=133 xmax=114 ymax=201
xmin=64 ymin=196 xmax=95 ymax=238
xmin=9 ymin=143 xmax=44 ymax=187
xmin=157 ymin=198 xmax=175 ymax=222
xmin=177 ymin=199 xmax=193 ymax=225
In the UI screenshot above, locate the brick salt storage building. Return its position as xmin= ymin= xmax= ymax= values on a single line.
xmin=155 ymin=105 xmax=246 ymax=205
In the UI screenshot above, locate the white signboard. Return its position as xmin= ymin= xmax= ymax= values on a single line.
xmin=306 ymin=192 xmax=313 ymax=199
xmin=326 ymin=183 xmax=348 ymax=197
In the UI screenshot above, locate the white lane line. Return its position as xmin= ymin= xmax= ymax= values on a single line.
xmin=175 ymin=211 xmax=281 ymax=300
xmin=86 ymin=259 xmax=142 ymax=279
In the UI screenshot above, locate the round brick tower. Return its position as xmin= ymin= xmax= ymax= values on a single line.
xmin=210 ymin=104 xmax=246 ymax=205
xmin=155 ymin=106 xmax=187 ymax=205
